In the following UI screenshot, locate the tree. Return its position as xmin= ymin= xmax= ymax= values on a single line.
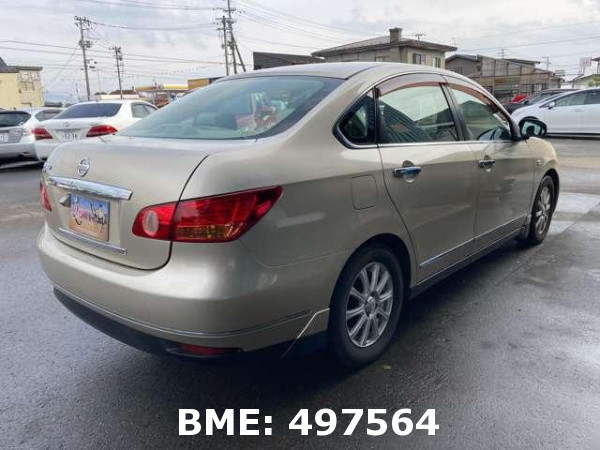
xmin=588 ymin=76 xmax=600 ymax=87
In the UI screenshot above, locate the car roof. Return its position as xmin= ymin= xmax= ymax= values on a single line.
xmin=221 ymin=62 xmax=478 ymax=91
xmin=72 ymin=100 xmax=149 ymax=105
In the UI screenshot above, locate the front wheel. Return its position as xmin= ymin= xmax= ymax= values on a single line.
xmin=522 ymin=175 xmax=556 ymax=245
xmin=328 ymin=245 xmax=404 ymax=367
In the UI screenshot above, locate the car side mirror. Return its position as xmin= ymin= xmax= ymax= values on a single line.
xmin=519 ymin=118 xmax=547 ymax=139
xmin=546 ymin=101 xmax=556 ymax=110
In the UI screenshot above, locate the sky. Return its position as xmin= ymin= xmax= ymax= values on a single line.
xmin=1 ymin=0 xmax=600 ymax=102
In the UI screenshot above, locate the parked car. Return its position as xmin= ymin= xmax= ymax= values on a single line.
xmin=503 ymin=89 xmax=578 ymax=114
xmin=512 ymin=88 xmax=600 ymax=135
xmin=33 ymin=100 xmax=157 ymax=161
xmin=0 ymin=108 xmax=62 ymax=160
xmin=38 ymin=62 xmax=558 ymax=366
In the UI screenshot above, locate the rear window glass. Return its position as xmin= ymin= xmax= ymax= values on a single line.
xmin=0 ymin=112 xmax=31 ymax=128
xmin=120 ymin=76 xmax=342 ymax=140
xmin=55 ymin=103 xmax=121 ymax=119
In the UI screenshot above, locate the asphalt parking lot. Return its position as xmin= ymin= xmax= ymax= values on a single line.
xmin=1 ymin=138 xmax=599 ymax=449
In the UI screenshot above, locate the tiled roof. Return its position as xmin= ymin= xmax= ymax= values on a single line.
xmin=313 ymin=36 xmax=456 ymax=56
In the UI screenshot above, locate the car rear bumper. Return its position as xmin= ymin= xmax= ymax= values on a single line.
xmin=34 ymin=140 xmax=61 ymax=161
xmin=38 ymin=224 xmax=340 ymax=355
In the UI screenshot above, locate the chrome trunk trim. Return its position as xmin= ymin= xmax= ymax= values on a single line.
xmin=48 ymin=176 xmax=132 ymax=200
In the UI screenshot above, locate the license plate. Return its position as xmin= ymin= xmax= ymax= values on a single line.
xmin=59 ymin=130 xmax=80 ymax=141
xmin=69 ymin=194 xmax=110 ymax=241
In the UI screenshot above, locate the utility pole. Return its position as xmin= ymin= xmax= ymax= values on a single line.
xmin=218 ymin=16 xmax=229 ymax=75
xmin=75 ymin=16 xmax=93 ymax=101
xmin=543 ymin=56 xmax=550 ymax=71
xmin=111 ymin=46 xmax=124 ymax=99
xmin=216 ymin=0 xmax=245 ymax=75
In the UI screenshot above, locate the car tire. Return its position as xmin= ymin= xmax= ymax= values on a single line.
xmin=521 ymin=175 xmax=556 ymax=246
xmin=328 ymin=244 xmax=404 ymax=367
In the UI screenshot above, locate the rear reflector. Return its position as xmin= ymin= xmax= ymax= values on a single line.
xmin=86 ymin=125 xmax=118 ymax=138
xmin=33 ymin=128 xmax=52 ymax=140
xmin=40 ymin=182 xmax=52 ymax=211
xmin=132 ymin=186 xmax=282 ymax=243
xmin=178 ymin=344 xmax=240 ymax=357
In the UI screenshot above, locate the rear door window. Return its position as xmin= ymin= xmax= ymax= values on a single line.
xmin=377 ymin=84 xmax=458 ymax=143
xmin=584 ymin=91 xmax=600 ymax=105
xmin=55 ymin=103 xmax=122 ymax=119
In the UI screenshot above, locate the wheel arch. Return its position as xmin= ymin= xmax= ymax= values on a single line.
xmin=544 ymin=168 xmax=560 ymax=209
xmin=332 ymin=233 xmax=413 ymax=305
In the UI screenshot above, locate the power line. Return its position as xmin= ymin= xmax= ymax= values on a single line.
xmin=90 ymin=19 xmax=215 ymax=31
xmin=74 ymin=0 xmax=215 ymax=10
xmin=461 ymin=33 xmax=600 ymax=52
xmin=236 ymin=0 xmax=373 ymax=37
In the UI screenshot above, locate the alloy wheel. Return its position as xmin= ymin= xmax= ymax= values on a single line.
xmin=345 ymin=262 xmax=394 ymax=348
xmin=535 ymin=185 xmax=552 ymax=235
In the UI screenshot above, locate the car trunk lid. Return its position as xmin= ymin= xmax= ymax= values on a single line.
xmin=42 ymin=135 xmax=210 ymax=269
xmin=42 ymin=117 xmax=111 ymax=143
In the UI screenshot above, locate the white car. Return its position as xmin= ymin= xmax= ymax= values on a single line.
xmin=512 ymin=88 xmax=600 ymax=135
xmin=0 ymin=108 xmax=62 ymax=160
xmin=33 ymin=100 xmax=157 ymax=161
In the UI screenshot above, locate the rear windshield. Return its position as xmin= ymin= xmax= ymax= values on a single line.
xmin=0 ymin=112 xmax=31 ymax=128
xmin=55 ymin=103 xmax=122 ymax=119
xmin=120 ymin=76 xmax=343 ymax=140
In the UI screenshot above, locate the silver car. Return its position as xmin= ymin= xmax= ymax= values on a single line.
xmin=37 ymin=63 xmax=558 ymax=366
xmin=0 ymin=108 xmax=62 ymax=160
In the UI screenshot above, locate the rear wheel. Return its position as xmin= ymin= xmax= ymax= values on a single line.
xmin=522 ymin=175 xmax=555 ymax=245
xmin=328 ymin=245 xmax=404 ymax=367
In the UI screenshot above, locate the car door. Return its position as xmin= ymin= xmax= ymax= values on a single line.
xmin=446 ymin=79 xmax=535 ymax=249
xmin=541 ymin=91 xmax=587 ymax=133
xmin=582 ymin=90 xmax=600 ymax=133
xmin=376 ymin=74 xmax=480 ymax=281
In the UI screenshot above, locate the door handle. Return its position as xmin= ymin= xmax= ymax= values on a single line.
xmin=478 ymin=159 xmax=496 ymax=168
xmin=393 ymin=166 xmax=422 ymax=177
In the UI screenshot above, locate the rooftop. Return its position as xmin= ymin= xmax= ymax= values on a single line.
xmin=313 ymin=28 xmax=456 ymax=57
xmin=0 ymin=56 xmax=42 ymax=73
xmin=253 ymin=52 xmax=323 ymax=68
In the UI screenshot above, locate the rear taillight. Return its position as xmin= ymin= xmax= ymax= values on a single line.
xmin=40 ymin=182 xmax=52 ymax=211
xmin=132 ymin=202 xmax=176 ymax=240
xmin=33 ymin=128 xmax=52 ymax=140
xmin=86 ymin=125 xmax=117 ymax=138
xmin=132 ymin=186 xmax=282 ymax=243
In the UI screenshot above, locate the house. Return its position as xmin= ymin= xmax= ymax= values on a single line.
xmin=312 ymin=28 xmax=456 ymax=68
xmin=446 ymin=54 xmax=562 ymax=102
xmin=567 ymin=57 xmax=600 ymax=89
xmin=0 ymin=57 xmax=44 ymax=108
xmin=253 ymin=52 xmax=323 ymax=70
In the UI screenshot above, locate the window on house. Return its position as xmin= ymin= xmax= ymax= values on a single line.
xmin=433 ymin=57 xmax=442 ymax=68
xmin=19 ymin=81 xmax=34 ymax=92
xmin=452 ymin=67 xmax=464 ymax=75
xmin=375 ymin=56 xmax=389 ymax=62
xmin=412 ymin=53 xmax=426 ymax=65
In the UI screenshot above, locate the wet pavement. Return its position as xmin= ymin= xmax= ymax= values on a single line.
xmin=1 ymin=138 xmax=599 ymax=449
